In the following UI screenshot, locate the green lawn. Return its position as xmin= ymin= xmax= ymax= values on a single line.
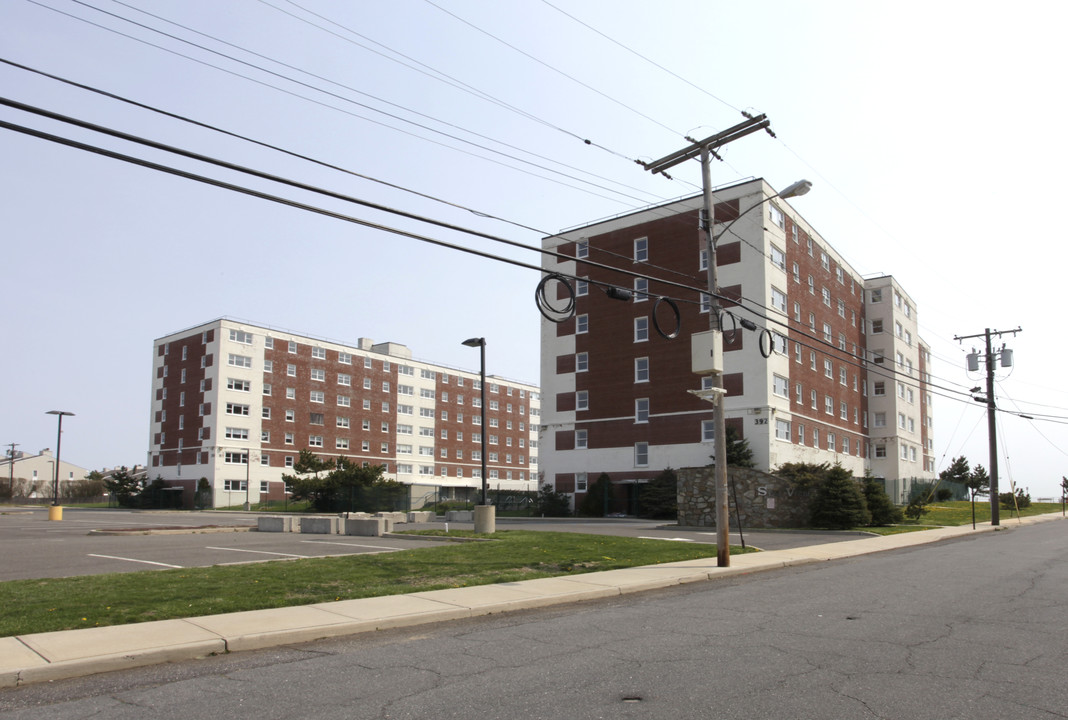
xmin=0 ymin=531 xmax=751 ymax=638
xmin=898 ymin=501 xmax=1063 ymax=527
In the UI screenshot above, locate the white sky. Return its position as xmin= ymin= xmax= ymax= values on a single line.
xmin=2 ymin=0 xmax=1066 ymax=497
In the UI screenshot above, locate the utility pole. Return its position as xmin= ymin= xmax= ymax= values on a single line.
xmin=6 ymin=442 xmax=17 ymax=493
xmin=954 ymin=327 xmax=1021 ymax=526
xmin=643 ymin=114 xmax=772 ymax=567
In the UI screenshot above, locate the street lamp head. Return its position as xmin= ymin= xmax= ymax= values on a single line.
xmin=778 ymin=179 xmax=812 ymax=200
xmin=462 ymin=337 xmax=485 ymax=348
xmin=46 ymin=410 xmax=75 ymax=417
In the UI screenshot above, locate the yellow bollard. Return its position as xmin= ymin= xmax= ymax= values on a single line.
xmin=48 ymin=505 xmax=63 ymax=521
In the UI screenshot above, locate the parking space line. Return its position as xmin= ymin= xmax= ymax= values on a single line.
xmin=300 ymin=541 xmax=406 ymax=551
xmin=87 ymin=553 xmax=183 ymax=568
xmin=638 ymin=536 xmax=695 ymax=542
xmin=204 ymin=546 xmax=311 ymax=558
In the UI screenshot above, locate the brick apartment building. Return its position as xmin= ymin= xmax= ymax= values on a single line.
xmin=539 ymin=178 xmax=934 ymax=510
xmin=149 ymin=319 xmax=540 ymax=509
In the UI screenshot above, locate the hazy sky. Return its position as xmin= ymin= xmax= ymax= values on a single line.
xmin=3 ymin=0 xmax=1066 ymax=497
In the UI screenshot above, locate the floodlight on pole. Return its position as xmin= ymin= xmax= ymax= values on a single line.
xmin=462 ymin=337 xmax=488 ymax=506
xmin=45 ymin=410 xmax=74 ymax=509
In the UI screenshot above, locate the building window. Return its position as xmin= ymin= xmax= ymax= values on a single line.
xmin=310 ymin=390 xmax=324 ymax=403
xmin=576 ymin=429 xmax=588 ymax=449
xmin=770 ymin=245 xmax=786 ymax=270
xmin=635 ymin=398 xmax=649 ymax=423
xmin=768 ymin=204 xmax=784 ymax=229
xmin=635 ymin=357 xmax=649 ymax=383
xmin=228 ymin=354 xmax=252 ymax=368
xmin=224 ymin=427 xmax=248 ymax=440
xmin=287 ymin=364 xmax=296 ymax=377
xmin=576 ymin=390 xmax=588 ymax=411
xmin=338 ymin=395 xmax=351 ymax=407
xmin=224 ymin=452 xmax=248 ymax=465
xmin=635 ymin=442 xmax=649 ymax=467
xmin=634 ymin=277 xmax=648 ymax=302
xmin=775 ymin=419 xmax=791 ymax=440
xmin=338 ymin=351 xmax=351 ymax=365
xmin=773 ymin=374 xmax=789 ymax=398
xmin=311 ymin=368 xmax=325 ymax=382
xmin=226 ymin=403 xmax=249 ymax=416
xmin=285 ymin=409 xmax=295 ymax=422
xmin=771 ymin=287 xmax=787 ymax=313
xmin=311 ymin=347 xmax=326 ymax=360
xmin=308 ymin=435 xmax=323 ymax=447
xmin=634 ymin=237 xmax=648 ymax=262
xmin=576 ymin=314 xmax=588 ymax=334
xmin=634 ymin=317 xmax=649 ymax=342
xmin=576 ymin=352 xmax=588 ymax=372
xmin=576 ymin=279 xmax=588 ymax=297
xmin=702 ymin=420 xmax=715 ymax=442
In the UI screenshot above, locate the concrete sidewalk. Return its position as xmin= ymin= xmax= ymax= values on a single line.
xmin=1 ymin=515 xmax=1061 ymax=689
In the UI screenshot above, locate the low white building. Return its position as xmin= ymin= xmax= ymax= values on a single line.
xmin=0 ymin=448 xmax=89 ymax=500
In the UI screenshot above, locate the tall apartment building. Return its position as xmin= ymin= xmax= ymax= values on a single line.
xmin=539 ymin=178 xmax=933 ymax=509
xmin=149 ymin=319 xmax=540 ymax=508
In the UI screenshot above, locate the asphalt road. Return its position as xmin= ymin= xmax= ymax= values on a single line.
xmin=1 ymin=518 xmax=1063 ymax=718
xmin=0 ymin=507 xmax=860 ymax=581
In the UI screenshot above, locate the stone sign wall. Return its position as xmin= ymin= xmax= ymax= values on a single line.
xmin=678 ymin=465 xmax=815 ymax=529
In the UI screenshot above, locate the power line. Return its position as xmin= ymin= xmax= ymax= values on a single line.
xmin=538 ymin=0 xmax=741 ymax=114
xmin=422 ymin=0 xmax=684 ymax=139
xmin=28 ymin=0 xmax=667 ymax=208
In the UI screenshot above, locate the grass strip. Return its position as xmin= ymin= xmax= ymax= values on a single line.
xmin=897 ymin=501 xmax=1062 ymax=527
xmin=0 ymin=531 xmax=749 ymax=638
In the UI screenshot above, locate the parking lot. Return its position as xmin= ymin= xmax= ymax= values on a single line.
xmin=0 ymin=508 xmax=448 ymax=581
xmin=0 ymin=507 xmax=858 ymax=581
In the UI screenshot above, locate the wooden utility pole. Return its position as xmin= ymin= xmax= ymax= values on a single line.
xmin=954 ymin=327 xmax=1021 ymax=526
xmin=643 ymin=115 xmax=771 ymax=566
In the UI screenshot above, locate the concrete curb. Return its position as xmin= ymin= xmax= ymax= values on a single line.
xmin=1 ymin=513 xmax=1061 ymax=688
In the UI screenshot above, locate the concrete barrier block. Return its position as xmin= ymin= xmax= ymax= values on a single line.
xmin=257 ymin=517 xmax=285 ymax=533
xmin=376 ymin=512 xmax=406 ymax=524
xmin=344 ymin=517 xmax=386 ymax=536
xmin=445 ymin=511 xmax=474 ymax=523
xmin=300 ymin=516 xmax=339 ymax=534
xmin=407 ymin=511 xmax=434 ymax=523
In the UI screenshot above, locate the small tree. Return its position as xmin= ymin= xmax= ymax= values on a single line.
xmin=863 ymin=478 xmax=903 ymax=526
xmin=725 ymin=426 xmax=756 ymax=468
xmin=532 ymin=484 xmax=571 ymax=517
xmin=195 ymin=477 xmax=212 ymax=509
xmin=1000 ymin=488 xmax=1030 ymax=512
xmin=103 ymin=466 xmax=143 ymax=507
xmin=578 ymin=472 xmax=612 ymax=517
xmin=810 ymin=465 xmax=870 ymax=529
xmin=964 ymin=464 xmax=989 ymax=528
xmin=640 ymin=467 xmax=677 ymax=519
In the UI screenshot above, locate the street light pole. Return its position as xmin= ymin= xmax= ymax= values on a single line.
xmin=45 ymin=410 xmax=74 ymax=520
xmin=463 ymin=337 xmax=494 ymax=533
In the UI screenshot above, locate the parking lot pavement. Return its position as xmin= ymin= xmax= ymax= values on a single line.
xmin=0 ymin=507 xmax=444 ymax=581
xmin=0 ymin=507 xmax=865 ymax=582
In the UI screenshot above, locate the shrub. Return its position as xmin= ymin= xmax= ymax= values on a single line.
xmin=810 ymin=466 xmax=871 ymax=529
xmin=578 ymin=473 xmax=612 ymax=517
xmin=999 ymin=490 xmax=1031 ymax=510
xmin=639 ymin=468 xmax=677 ymax=519
xmin=532 ymin=484 xmax=571 ymax=517
xmin=863 ymin=479 xmax=903 ymax=526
